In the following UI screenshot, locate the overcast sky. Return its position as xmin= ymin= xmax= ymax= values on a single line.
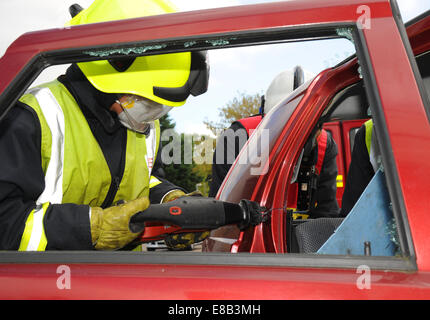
xmin=0 ymin=0 xmax=429 ymax=135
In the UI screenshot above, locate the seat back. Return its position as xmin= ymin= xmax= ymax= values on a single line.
xmin=292 ymin=218 xmax=344 ymax=253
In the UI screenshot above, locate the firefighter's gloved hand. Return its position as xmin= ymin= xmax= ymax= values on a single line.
xmin=90 ymin=197 xmax=150 ymax=250
xmin=164 ymin=231 xmax=210 ymax=251
xmin=162 ymin=189 xmax=203 ymax=203
xmin=161 ymin=190 xmax=209 ymax=250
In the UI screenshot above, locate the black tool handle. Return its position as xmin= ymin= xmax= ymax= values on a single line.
xmin=129 ymin=197 xmax=248 ymax=233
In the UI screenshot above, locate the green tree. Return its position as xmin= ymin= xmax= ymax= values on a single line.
xmin=158 ymin=114 xmax=206 ymax=192
xmin=192 ymin=134 xmax=215 ymax=196
xmin=204 ymin=91 xmax=262 ymax=135
xmin=159 ymin=113 xmax=176 ymax=133
xmin=162 ymin=134 xmax=205 ymax=192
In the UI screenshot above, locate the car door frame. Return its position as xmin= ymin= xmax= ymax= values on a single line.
xmin=0 ymin=0 xmax=429 ymax=299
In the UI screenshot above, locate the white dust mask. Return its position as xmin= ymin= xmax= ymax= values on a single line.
xmin=116 ymin=95 xmax=172 ymax=134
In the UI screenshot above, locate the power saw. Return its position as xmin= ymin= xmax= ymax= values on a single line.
xmin=129 ymin=197 xmax=266 ymax=242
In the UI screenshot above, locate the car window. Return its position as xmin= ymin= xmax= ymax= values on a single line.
xmin=279 ymin=31 xmax=429 ymax=262
xmin=207 ymin=31 xmax=407 ymax=261
xmin=214 ymin=24 xmax=419 ymax=262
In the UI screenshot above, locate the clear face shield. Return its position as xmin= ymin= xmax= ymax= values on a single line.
xmin=115 ymin=95 xmax=172 ymax=134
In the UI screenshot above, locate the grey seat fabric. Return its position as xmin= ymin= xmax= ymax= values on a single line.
xmin=293 ymin=218 xmax=344 ymax=253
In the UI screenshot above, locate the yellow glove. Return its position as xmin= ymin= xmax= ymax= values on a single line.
xmin=162 ymin=190 xmax=209 ymax=251
xmin=90 ymin=197 xmax=149 ymax=250
xmin=162 ymin=189 xmax=202 ymax=203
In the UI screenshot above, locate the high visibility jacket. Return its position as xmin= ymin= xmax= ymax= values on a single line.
xmin=340 ymin=120 xmax=377 ymax=217
xmin=364 ymin=119 xmax=380 ymax=172
xmin=16 ymin=80 xmax=160 ymax=251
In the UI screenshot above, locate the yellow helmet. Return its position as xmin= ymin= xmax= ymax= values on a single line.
xmin=67 ymin=0 xmax=209 ymax=107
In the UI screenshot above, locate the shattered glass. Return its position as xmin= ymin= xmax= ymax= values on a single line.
xmin=205 ymin=39 xmax=230 ymax=46
xmin=336 ymin=27 xmax=363 ymax=79
xmin=385 ymin=216 xmax=401 ymax=255
xmin=336 ymin=27 xmax=354 ymax=44
xmin=83 ymin=44 xmax=167 ymax=57
xmin=184 ymin=41 xmax=197 ymax=48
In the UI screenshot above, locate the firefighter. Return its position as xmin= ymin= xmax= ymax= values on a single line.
xmin=340 ymin=119 xmax=379 ymax=216
xmin=0 ymin=0 xmax=209 ymax=251
xmin=209 ymin=68 xmax=340 ymax=218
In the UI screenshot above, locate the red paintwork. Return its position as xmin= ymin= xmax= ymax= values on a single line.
xmin=1 ymin=0 xmax=430 ymax=299
xmin=364 ymin=18 xmax=430 ymax=272
xmin=2 ymin=263 xmax=430 ymax=300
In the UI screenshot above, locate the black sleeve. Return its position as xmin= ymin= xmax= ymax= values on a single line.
xmin=0 ymin=103 xmax=92 ymax=250
xmin=340 ymin=124 xmax=374 ymax=217
xmin=148 ymin=177 xmax=187 ymax=203
xmin=311 ymin=132 xmax=340 ymax=218
xmin=209 ymin=122 xmax=248 ymax=197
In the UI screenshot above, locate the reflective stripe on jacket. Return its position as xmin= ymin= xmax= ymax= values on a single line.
xmin=364 ymin=119 xmax=380 ymax=172
xmin=17 ymin=80 xmax=160 ymax=251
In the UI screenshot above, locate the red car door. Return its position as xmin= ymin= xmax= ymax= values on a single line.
xmin=1 ymin=0 xmax=430 ymax=300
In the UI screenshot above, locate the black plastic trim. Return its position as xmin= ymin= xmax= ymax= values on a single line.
xmin=69 ymin=4 xmax=84 ymax=19
xmin=153 ymin=51 xmax=209 ymax=102
xmin=0 ymin=251 xmax=415 ymax=271
xmin=293 ymin=65 xmax=305 ymax=90
xmin=108 ymin=57 xmax=136 ymax=72
xmin=153 ymin=83 xmax=191 ymax=103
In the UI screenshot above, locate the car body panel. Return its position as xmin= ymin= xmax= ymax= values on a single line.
xmin=1 ymin=262 xmax=430 ymax=300
xmin=362 ymin=16 xmax=430 ymax=271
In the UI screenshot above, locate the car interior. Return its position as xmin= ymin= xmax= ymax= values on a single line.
xmin=286 ymin=49 xmax=430 ymax=256
xmin=287 ymin=78 xmax=371 ymax=254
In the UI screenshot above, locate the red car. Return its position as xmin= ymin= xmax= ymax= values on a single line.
xmin=1 ymin=0 xmax=430 ymax=300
